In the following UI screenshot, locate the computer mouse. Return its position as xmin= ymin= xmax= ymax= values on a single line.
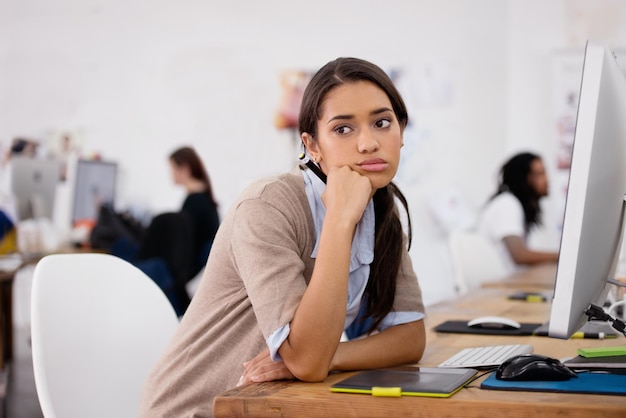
xmin=467 ymin=316 xmax=521 ymax=330
xmin=496 ymin=354 xmax=578 ymax=381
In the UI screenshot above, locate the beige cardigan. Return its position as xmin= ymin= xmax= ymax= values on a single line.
xmin=138 ymin=168 xmax=425 ymax=418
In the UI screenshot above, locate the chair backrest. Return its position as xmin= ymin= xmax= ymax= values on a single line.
xmin=31 ymin=253 xmax=179 ymax=418
xmin=448 ymin=229 xmax=510 ymax=294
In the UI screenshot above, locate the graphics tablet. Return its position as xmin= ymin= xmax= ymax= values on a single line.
xmin=330 ymin=367 xmax=477 ymax=398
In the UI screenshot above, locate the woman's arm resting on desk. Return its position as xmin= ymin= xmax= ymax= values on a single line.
xmin=503 ymin=235 xmax=559 ymax=266
xmin=278 ymin=166 xmax=373 ymax=382
xmin=330 ymin=320 xmax=425 ymax=371
xmin=239 ymin=168 xmax=416 ymax=384
xmin=238 ymin=320 xmax=425 ymax=386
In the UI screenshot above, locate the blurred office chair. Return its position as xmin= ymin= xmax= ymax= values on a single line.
xmin=31 ymin=253 xmax=179 ymax=418
xmin=448 ymin=229 xmax=509 ymax=294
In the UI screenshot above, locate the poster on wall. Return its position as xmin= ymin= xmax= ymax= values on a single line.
xmin=274 ymin=70 xmax=312 ymax=130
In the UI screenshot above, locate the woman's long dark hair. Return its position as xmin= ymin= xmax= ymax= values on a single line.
xmin=491 ymin=152 xmax=542 ymax=233
xmin=169 ymin=146 xmax=218 ymax=207
xmin=298 ymin=57 xmax=411 ymax=333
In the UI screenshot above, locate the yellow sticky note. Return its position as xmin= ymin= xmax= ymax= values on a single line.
xmin=371 ymin=386 xmax=402 ymax=397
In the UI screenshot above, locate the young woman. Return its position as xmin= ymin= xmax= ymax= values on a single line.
xmin=478 ymin=152 xmax=559 ymax=272
xmin=139 ymin=58 xmax=426 ymax=417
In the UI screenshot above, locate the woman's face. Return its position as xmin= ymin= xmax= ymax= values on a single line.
xmin=169 ymin=160 xmax=186 ymax=185
xmin=303 ymin=81 xmax=403 ymax=190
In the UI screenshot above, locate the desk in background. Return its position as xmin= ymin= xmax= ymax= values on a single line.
xmin=480 ymin=262 xmax=557 ymax=291
xmin=213 ymin=265 xmax=626 ymax=418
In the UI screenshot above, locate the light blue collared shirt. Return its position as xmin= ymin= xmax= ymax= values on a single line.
xmin=266 ymin=169 xmax=424 ymax=360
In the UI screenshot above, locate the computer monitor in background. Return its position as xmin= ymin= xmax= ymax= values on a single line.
xmin=10 ymin=157 xmax=61 ymax=221
xmin=71 ymin=160 xmax=118 ymax=225
xmin=548 ymin=42 xmax=626 ymax=339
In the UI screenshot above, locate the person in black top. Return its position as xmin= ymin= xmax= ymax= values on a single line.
xmin=105 ymin=146 xmax=220 ymax=315
xmin=168 ymin=146 xmax=220 ymax=279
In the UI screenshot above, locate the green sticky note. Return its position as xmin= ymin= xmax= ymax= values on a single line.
xmin=577 ymin=346 xmax=626 ymax=358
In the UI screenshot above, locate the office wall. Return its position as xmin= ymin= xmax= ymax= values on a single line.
xmin=2 ymin=0 xmax=626 ymax=305
xmin=506 ymin=0 xmax=626 ymax=252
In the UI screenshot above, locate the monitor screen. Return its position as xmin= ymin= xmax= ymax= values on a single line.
xmin=10 ymin=157 xmax=61 ymax=221
xmin=71 ymin=160 xmax=117 ymax=225
xmin=548 ymin=42 xmax=626 ymax=339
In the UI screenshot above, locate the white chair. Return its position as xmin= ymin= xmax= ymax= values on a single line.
xmin=448 ymin=229 xmax=510 ymax=294
xmin=31 ymin=253 xmax=180 ymax=418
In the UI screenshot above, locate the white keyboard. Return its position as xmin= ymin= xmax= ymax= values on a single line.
xmin=438 ymin=344 xmax=533 ymax=368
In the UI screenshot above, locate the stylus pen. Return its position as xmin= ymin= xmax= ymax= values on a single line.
xmin=298 ymin=153 xmax=327 ymax=184
xmin=571 ymin=332 xmax=618 ymax=339
xmin=507 ymin=293 xmax=547 ymax=303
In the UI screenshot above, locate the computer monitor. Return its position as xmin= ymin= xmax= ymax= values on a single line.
xmin=548 ymin=42 xmax=626 ymax=339
xmin=10 ymin=157 xmax=61 ymax=221
xmin=71 ymin=160 xmax=118 ymax=225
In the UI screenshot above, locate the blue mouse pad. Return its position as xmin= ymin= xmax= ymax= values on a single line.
xmin=481 ymin=371 xmax=626 ymax=396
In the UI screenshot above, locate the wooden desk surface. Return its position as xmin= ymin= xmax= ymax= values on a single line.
xmin=481 ymin=262 xmax=557 ymax=291
xmin=214 ymin=265 xmax=626 ymax=417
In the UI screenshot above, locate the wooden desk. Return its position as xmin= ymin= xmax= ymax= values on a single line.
xmin=214 ymin=266 xmax=626 ymax=418
xmin=481 ymin=262 xmax=557 ymax=291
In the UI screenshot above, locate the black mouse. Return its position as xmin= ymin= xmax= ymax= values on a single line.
xmin=496 ymin=354 xmax=578 ymax=381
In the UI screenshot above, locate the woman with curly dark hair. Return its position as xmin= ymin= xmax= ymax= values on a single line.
xmin=479 ymin=152 xmax=559 ymax=272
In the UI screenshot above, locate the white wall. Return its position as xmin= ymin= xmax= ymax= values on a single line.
xmin=2 ymin=0 xmax=626 ymax=306
xmin=506 ymin=0 xmax=626 ymax=250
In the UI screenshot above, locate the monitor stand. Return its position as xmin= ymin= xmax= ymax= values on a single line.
xmin=595 ymin=194 xmax=626 ymax=334
xmin=584 ymin=195 xmax=626 ymax=336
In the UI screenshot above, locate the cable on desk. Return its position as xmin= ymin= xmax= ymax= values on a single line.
xmin=585 ymin=304 xmax=626 ymax=337
xmin=463 ymin=367 xmax=498 ymax=389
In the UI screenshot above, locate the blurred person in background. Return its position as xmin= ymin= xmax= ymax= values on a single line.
xmin=478 ymin=152 xmax=559 ymax=273
xmin=104 ymin=146 xmax=220 ymax=315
